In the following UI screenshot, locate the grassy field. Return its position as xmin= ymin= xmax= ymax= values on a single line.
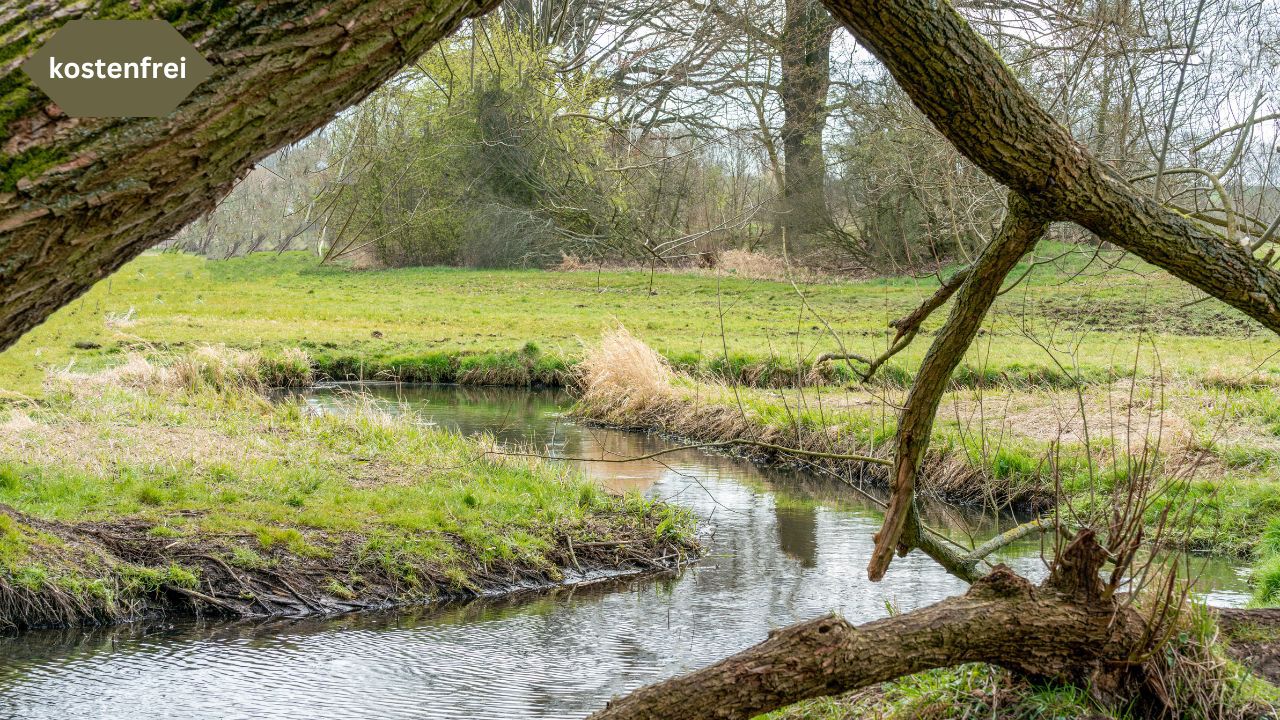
xmin=1 ymin=246 xmax=1277 ymax=398
xmin=3 ymin=250 xmax=1280 ymax=712
xmin=569 ymin=326 xmax=1280 ymax=562
xmin=2 ymin=246 xmax=1279 ymax=601
xmin=0 ymin=350 xmax=693 ymax=630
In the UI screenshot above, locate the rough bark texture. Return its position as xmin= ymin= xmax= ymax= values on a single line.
xmin=778 ymin=0 xmax=834 ymax=241
xmin=0 ymin=0 xmax=498 ymax=352
xmin=823 ymin=0 xmax=1280 ymax=334
xmin=589 ymin=532 xmax=1149 ymax=720
xmin=870 ymin=194 xmax=1048 ymax=580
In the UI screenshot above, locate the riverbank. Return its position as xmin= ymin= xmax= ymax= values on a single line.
xmin=571 ymin=328 xmax=1280 ymax=566
xmin=3 ymin=249 xmax=1280 ymax=596
xmin=0 ymin=349 xmax=695 ymax=631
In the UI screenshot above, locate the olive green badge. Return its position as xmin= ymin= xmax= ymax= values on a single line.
xmin=21 ymin=19 xmax=213 ymax=118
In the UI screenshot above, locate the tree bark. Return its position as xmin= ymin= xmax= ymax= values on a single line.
xmin=0 ymin=0 xmax=497 ymax=352
xmin=822 ymin=0 xmax=1280 ymax=335
xmin=870 ymin=193 xmax=1047 ymax=580
xmin=589 ymin=531 xmax=1150 ymax=720
xmin=778 ymin=0 xmax=835 ymax=243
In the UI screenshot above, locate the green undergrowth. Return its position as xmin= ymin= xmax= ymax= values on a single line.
xmin=0 ymin=353 xmax=694 ymax=630
xmin=1247 ymin=519 xmax=1280 ymax=607
xmin=760 ymin=664 xmax=1132 ymax=720
xmin=761 ymin=659 xmax=1275 ymax=720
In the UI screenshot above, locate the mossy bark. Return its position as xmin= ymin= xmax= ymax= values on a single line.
xmin=0 ymin=0 xmax=498 ymax=352
xmin=589 ymin=532 xmax=1153 ymax=720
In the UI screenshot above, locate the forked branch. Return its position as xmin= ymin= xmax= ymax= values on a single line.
xmin=815 ymin=266 xmax=970 ymax=382
xmin=869 ymin=194 xmax=1048 ymax=581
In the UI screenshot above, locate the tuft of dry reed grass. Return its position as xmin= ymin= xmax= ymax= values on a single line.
xmin=572 ymin=328 xmax=1052 ymax=508
xmin=715 ymin=249 xmax=793 ymax=281
xmin=577 ymin=326 xmax=675 ymax=421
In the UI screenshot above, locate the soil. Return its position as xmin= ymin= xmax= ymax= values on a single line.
xmin=1219 ymin=607 xmax=1280 ymax=684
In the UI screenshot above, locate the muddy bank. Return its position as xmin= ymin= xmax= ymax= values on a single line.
xmin=0 ymin=505 xmax=693 ymax=633
xmin=570 ymin=376 xmax=1050 ymax=513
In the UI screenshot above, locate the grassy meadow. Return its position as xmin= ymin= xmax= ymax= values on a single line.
xmin=3 ymin=246 xmax=1280 ymax=608
xmin=0 ymin=348 xmax=693 ymax=630
xmin=1 ymin=245 xmax=1277 ymax=398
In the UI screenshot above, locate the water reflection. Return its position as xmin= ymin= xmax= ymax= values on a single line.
xmin=774 ymin=503 xmax=819 ymax=568
xmin=0 ymin=384 xmax=1253 ymax=719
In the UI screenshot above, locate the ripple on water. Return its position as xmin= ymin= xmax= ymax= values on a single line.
xmin=0 ymin=386 xmax=1252 ymax=719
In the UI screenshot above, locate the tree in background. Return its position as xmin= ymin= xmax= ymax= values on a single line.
xmin=165 ymin=139 xmax=335 ymax=259
xmin=158 ymin=0 xmax=1279 ymax=280
xmin=315 ymin=22 xmax=620 ymax=268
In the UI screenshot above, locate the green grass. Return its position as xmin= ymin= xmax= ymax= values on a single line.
xmin=759 ymin=664 xmax=1131 ymax=720
xmin=571 ymin=326 xmax=1280 ymax=560
xmin=3 ymin=245 xmax=1280 ymax=595
xmin=0 ymin=356 xmax=693 ymax=626
xmin=2 ymin=245 xmax=1278 ymax=398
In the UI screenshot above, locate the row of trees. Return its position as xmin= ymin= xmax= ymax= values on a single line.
xmin=168 ymin=0 xmax=1279 ymax=275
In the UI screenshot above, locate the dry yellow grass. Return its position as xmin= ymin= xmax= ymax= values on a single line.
xmin=715 ymin=249 xmax=792 ymax=281
xmin=50 ymin=345 xmax=313 ymax=396
xmin=570 ymin=329 xmax=1275 ymax=517
xmin=577 ymin=325 xmax=675 ymax=420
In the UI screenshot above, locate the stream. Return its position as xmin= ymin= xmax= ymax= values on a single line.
xmin=0 ymin=385 xmax=1254 ymax=719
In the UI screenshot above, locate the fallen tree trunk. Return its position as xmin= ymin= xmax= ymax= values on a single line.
xmin=0 ymin=0 xmax=498 ymax=352
xmin=589 ymin=531 xmax=1152 ymax=720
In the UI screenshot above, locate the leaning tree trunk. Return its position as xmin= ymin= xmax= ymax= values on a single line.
xmin=588 ymin=531 xmax=1155 ymax=720
xmin=778 ymin=0 xmax=835 ymax=244
xmin=0 ymin=0 xmax=498 ymax=352
xmin=822 ymin=0 xmax=1280 ymax=335
xmin=818 ymin=0 xmax=1280 ymax=580
xmin=871 ymin=193 xmax=1048 ymax=579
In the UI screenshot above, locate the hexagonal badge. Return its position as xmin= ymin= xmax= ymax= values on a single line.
xmin=21 ymin=19 xmax=213 ymax=118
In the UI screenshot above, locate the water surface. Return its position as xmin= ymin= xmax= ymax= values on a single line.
xmin=0 ymin=385 xmax=1252 ymax=719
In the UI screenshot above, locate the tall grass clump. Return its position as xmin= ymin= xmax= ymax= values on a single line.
xmin=576 ymin=326 xmax=675 ymax=424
